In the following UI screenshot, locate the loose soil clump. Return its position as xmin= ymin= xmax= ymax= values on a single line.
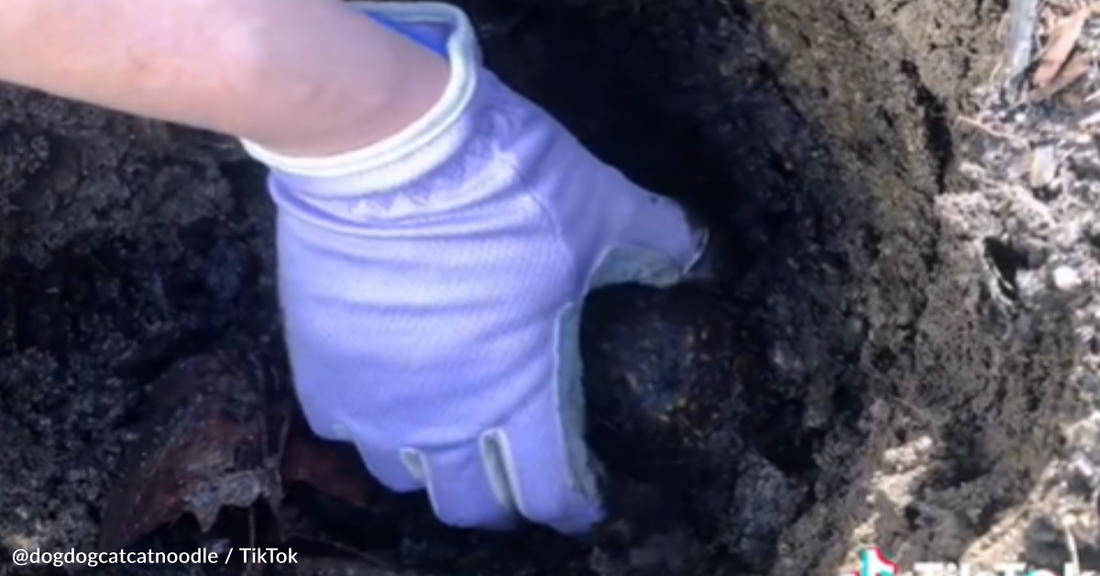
xmin=6 ymin=0 xmax=1097 ymax=575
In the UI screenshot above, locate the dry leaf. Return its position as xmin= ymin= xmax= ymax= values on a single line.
xmin=1033 ymin=6 xmax=1091 ymax=89
xmin=99 ymin=349 xmax=292 ymax=552
xmin=99 ymin=345 xmax=388 ymax=553
xmin=281 ymin=414 xmax=379 ymax=509
xmin=1030 ymin=49 xmax=1093 ymax=102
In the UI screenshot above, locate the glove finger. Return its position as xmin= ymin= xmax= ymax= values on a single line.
xmin=485 ymin=302 xmax=603 ymax=534
xmin=490 ymin=402 xmax=604 ymax=534
xmin=404 ymin=445 xmax=518 ymax=530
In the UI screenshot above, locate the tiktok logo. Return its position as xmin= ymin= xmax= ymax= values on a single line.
xmin=848 ymin=548 xmax=899 ymax=576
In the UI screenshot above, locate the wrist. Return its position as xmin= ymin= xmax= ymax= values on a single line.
xmin=232 ymin=1 xmax=451 ymax=158
xmin=241 ymin=2 xmax=480 ymax=179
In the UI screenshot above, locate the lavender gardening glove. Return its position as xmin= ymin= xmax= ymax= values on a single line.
xmin=241 ymin=1 xmax=707 ymax=535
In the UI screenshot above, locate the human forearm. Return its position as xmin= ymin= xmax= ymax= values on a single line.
xmin=0 ymin=0 xmax=448 ymax=156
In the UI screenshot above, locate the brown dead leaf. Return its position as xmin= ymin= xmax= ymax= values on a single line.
xmin=1030 ymin=49 xmax=1094 ymax=102
xmin=99 ymin=345 xmax=387 ymax=553
xmin=99 ymin=348 xmax=292 ymax=552
xmin=1033 ymin=5 xmax=1092 ymax=89
xmin=281 ymin=413 xmax=380 ymax=509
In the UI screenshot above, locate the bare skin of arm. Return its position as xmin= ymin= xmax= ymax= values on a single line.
xmin=0 ymin=0 xmax=449 ymax=157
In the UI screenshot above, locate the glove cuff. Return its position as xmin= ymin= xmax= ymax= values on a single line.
xmin=368 ymin=12 xmax=448 ymax=58
xmin=239 ymin=1 xmax=481 ymax=180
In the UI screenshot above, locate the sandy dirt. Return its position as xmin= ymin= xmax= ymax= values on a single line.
xmin=5 ymin=0 xmax=1097 ymax=574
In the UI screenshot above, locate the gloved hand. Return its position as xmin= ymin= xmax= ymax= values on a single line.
xmin=241 ymin=1 xmax=707 ymax=535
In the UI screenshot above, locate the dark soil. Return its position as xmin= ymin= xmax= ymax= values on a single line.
xmin=10 ymin=0 xmax=1087 ymax=575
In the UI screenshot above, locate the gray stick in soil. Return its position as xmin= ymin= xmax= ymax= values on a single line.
xmin=1005 ymin=0 xmax=1039 ymax=91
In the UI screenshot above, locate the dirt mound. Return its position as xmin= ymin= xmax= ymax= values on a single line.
xmin=4 ymin=0 xmax=1093 ymax=574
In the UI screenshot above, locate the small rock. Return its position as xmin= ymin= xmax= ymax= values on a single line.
xmin=1029 ymin=145 xmax=1059 ymax=190
xmin=1052 ymin=265 xmax=1083 ymax=291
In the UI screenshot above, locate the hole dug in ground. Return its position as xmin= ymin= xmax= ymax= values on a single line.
xmin=1 ymin=0 xmax=1093 ymax=575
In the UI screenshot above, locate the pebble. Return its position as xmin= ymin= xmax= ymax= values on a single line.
xmin=1028 ymin=145 xmax=1058 ymax=190
xmin=1053 ymin=265 xmax=1083 ymax=291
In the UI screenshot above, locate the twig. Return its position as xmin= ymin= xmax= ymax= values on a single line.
xmin=955 ymin=115 xmax=1031 ymax=147
xmin=1006 ymin=0 xmax=1041 ymax=85
xmin=1064 ymin=523 xmax=1081 ymax=576
xmin=288 ymin=531 xmax=390 ymax=567
xmin=1077 ymin=106 xmax=1100 ymax=126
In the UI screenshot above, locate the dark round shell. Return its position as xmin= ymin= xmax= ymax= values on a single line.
xmin=580 ymin=282 xmax=743 ymax=482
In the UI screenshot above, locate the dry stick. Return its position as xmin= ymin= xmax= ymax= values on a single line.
xmin=955 ymin=115 xmax=1031 ymax=148
xmin=1006 ymin=0 xmax=1041 ymax=84
xmin=1078 ymin=105 xmax=1100 ymax=125
xmin=288 ymin=532 xmax=392 ymax=567
xmin=1064 ymin=523 xmax=1081 ymax=576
